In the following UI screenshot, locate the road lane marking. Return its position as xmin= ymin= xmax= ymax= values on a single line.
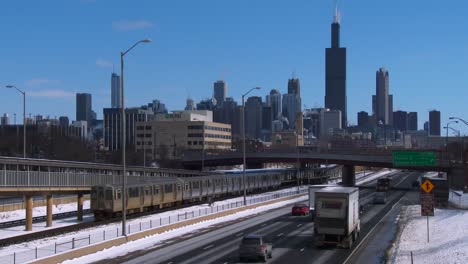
xmin=261 ymin=223 xmax=267 ymax=227
xmin=277 ymin=233 xmax=284 ymax=237
xmin=203 ymin=245 xmax=214 ymax=250
xmin=167 ymin=262 xmax=173 ymax=264
xmin=300 ymin=248 xmax=305 ymax=252
xmin=297 ymin=224 xmax=303 ymax=227
xmin=235 ymin=232 xmax=244 ymax=237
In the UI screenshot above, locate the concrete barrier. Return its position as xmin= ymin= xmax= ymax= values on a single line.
xmin=31 ymin=194 xmax=304 ymax=264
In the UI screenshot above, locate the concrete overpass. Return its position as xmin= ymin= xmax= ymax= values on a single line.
xmin=183 ymin=149 xmax=467 ymax=187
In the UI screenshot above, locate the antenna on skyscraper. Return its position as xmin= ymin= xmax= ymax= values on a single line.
xmin=292 ymin=69 xmax=296 ymax=79
xmin=334 ymin=0 xmax=341 ymax=24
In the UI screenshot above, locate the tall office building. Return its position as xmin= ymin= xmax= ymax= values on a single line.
xmin=185 ymin=98 xmax=195 ymax=111
xmin=357 ymin=111 xmax=369 ymax=128
xmin=320 ymin=109 xmax=342 ymax=137
xmin=407 ymin=112 xmax=418 ymax=131
xmin=287 ymin=78 xmax=300 ymax=97
xmin=374 ymin=68 xmax=393 ymax=125
xmin=103 ymin=107 xmax=153 ymax=151
xmin=213 ymin=80 xmax=227 ymax=107
xmin=429 ymin=110 xmax=441 ymax=136
xmin=245 ymin=96 xmax=263 ymax=140
xmin=76 ymin=93 xmax=92 ymax=124
xmin=393 ymin=110 xmax=407 ymax=131
xmin=59 ymin=116 xmax=69 ymax=127
xmin=325 ymin=7 xmax=347 ymax=128
xmin=282 ymin=94 xmax=301 ymax=129
xmin=1 ymin=114 xmax=9 ymax=126
xmin=111 ymin=73 xmax=121 ymax=108
xmin=266 ymin=89 xmax=282 ymax=121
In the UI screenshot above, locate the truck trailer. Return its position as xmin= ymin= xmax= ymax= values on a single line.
xmin=314 ymin=186 xmax=360 ymax=248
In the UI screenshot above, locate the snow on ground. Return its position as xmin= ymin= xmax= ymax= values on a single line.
xmin=61 ymin=195 xmax=308 ymax=264
xmin=0 ymin=201 xmax=91 ymax=223
xmin=0 ymin=186 xmax=306 ymax=260
xmin=355 ymin=169 xmax=398 ymax=186
xmin=449 ymin=190 xmax=468 ymax=209
xmin=390 ymin=205 xmax=468 ymax=264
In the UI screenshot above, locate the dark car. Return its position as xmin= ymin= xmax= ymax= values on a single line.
xmin=239 ymin=234 xmax=273 ymax=262
xmin=292 ymin=203 xmax=310 ymax=216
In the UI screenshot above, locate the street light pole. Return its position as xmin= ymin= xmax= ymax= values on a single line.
xmin=241 ymin=87 xmax=261 ymax=206
xmin=5 ymin=85 xmax=26 ymax=158
xmin=445 ymin=120 xmax=458 ymax=154
xmin=120 ymin=39 xmax=151 ymax=237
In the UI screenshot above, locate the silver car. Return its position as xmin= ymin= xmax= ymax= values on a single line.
xmin=239 ymin=234 xmax=273 ymax=262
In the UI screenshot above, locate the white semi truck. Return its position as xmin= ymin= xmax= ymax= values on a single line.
xmin=314 ymin=186 xmax=360 ymax=248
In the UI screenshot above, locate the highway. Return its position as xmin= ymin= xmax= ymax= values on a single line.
xmin=94 ymin=171 xmax=420 ymax=264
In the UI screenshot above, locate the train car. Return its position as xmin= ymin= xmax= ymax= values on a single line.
xmin=91 ymin=172 xmax=284 ymax=220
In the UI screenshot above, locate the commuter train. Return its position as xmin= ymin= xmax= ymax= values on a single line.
xmin=91 ymin=173 xmax=282 ymax=220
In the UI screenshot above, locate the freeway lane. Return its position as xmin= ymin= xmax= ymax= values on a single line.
xmin=97 ymin=171 xmax=419 ymax=264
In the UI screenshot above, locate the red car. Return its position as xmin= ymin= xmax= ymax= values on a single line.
xmin=292 ymin=203 xmax=310 ymax=216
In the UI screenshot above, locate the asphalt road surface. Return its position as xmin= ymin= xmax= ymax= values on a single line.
xmin=96 ymin=171 xmax=421 ymax=264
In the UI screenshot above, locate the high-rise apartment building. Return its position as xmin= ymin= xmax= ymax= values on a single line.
xmin=213 ymin=80 xmax=227 ymax=107
xmin=266 ymin=89 xmax=282 ymax=121
xmin=111 ymin=73 xmax=121 ymax=108
xmin=325 ymin=8 xmax=347 ymax=128
xmin=76 ymin=93 xmax=92 ymax=124
xmin=245 ymin=96 xmax=263 ymax=139
xmin=287 ymin=78 xmax=300 ymax=97
xmin=429 ymin=110 xmax=441 ymax=136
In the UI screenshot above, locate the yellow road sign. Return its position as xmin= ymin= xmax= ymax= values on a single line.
xmin=421 ymin=179 xmax=434 ymax=193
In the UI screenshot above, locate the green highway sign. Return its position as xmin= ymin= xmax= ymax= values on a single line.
xmin=392 ymin=151 xmax=436 ymax=166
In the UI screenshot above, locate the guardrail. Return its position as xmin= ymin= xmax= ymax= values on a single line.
xmin=0 ymin=188 xmax=308 ymax=264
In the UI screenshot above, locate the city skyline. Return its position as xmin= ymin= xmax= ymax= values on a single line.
xmin=0 ymin=0 xmax=467 ymax=134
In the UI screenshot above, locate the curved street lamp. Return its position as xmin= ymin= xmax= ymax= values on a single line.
xmin=241 ymin=87 xmax=261 ymax=206
xmin=444 ymin=120 xmax=458 ymax=153
xmin=5 ymin=85 xmax=26 ymax=158
xmin=121 ymin=39 xmax=151 ymax=237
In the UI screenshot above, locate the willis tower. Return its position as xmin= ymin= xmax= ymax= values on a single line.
xmin=325 ymin=5 xmax=347 ymax=128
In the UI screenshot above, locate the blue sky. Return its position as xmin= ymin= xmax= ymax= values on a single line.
xmin=0 ymin=0 xmax=467 ymax=134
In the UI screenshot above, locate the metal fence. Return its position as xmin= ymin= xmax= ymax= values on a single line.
xmin=2 ymin=188 xmax=308 ymax=264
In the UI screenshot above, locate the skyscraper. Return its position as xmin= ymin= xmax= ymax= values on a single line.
xmin=266 ymin=89 xmax=282 ymax=121
xmin=111 ymin=73 xmax=121 ymax=108
xmin=76 ymin=93 xmax=92 ymax=124
xmin=429 ymin=110 xmax=441 ymax=136
xmin=213 ymin=80 xmax=227 ymax=107
xmin=287 ymin=78 xmax=300 ymax=97
xmin=357 ymin=111 xmax=369 ymax=128
xmin=282 ymin=93 xmax=301 ymax=129
xmin=245 ymin=96 xmax=263 ymax=139
xmin=185 ymin=98 xmax=195 ymax=110
xmin=374 ymin=68 xmax=393 ymax=125
xmin=407 ymin=112 xmax=418 ymax=131
xmin=325 ymin=7 xmax=347 ymax=128
xmin=393 ymin=110 xmax=407 ymax=131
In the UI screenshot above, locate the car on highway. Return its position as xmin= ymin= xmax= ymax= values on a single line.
xmin=239 ymin=234 xmax=273 ymax=262
xmin=373 ymin=192 xmax=387 ymax=204
xmin=291 ymin=203 xmax=310 ymax=216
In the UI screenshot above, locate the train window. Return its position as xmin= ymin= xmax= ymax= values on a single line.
xmin=165 ymin=184 xmax=173 ymax=193
xmin=177 ymin=184 xmax=181 ymax=192
xmin=154 ymin=185 xmax=160 ymax=195
xmin=91 ymin=191 xmax=97 ymax=200
xmin=105 ymin=190 xmax=113 ymax=200
xmin=145 ymin=187 xmax=150 ymax=196
xmin=129 ymin=187 xmax=139 ymax=198
xmin=116 ymin=189 xmax=121 ymax=200
xmin=185 ymin=183 xmax=189 ymax=191
xmin=193 ymin=181 xmax=200 ymax=189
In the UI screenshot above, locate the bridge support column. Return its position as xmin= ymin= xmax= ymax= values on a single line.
xmin=25 ymin=195 xmax=33 ymax=231
xmin=342 ymin=165 xmax=356 ymax=187
xmin=46 ymin=195 xmax=53 ymax=227
xmin=77 ymin=193 xmax=84 ymax=221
